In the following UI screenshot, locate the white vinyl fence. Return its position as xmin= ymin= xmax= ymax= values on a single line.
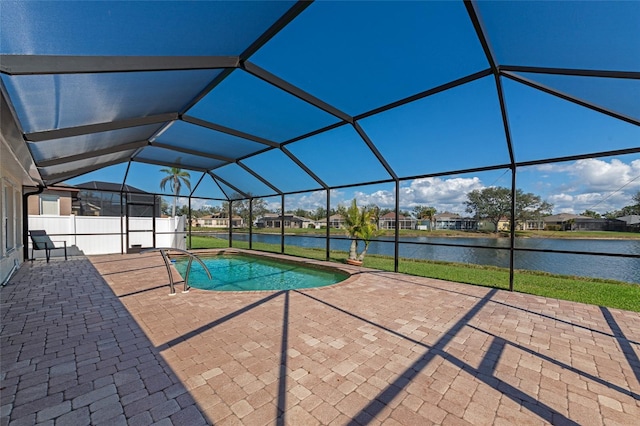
xmin=28 ymin=215 xmax=186 ymax=256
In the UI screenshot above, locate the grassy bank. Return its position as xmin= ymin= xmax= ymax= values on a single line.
xmin=188 ymin=235 xmax=640 ymax=312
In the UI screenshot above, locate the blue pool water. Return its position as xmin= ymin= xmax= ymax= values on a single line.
xmin=174 ymin=253 xmax=349 ymax=291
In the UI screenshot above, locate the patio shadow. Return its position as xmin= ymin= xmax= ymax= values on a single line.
xmin=0 ymin=258 xmax=211 ymax=425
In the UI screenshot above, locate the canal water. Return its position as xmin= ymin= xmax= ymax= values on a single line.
xmin=221 ymin=233 xmax=640 ymax=284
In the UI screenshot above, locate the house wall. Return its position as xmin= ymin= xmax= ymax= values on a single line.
xmin=1 ymin=138 xmax=30 ymax=284
xmin=27 ymin=190 xmax=74 ymax=215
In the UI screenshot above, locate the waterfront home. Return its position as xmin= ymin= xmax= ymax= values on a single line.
xmin=378 ymin=211 xmax=416 ymax=230
xmin=618 ymin=215 xmax=640 ymax=231
xmin=543 ymin=213 xmax=626 ymax=231
xmin=434 ymin=213 xmax=477 ymax=230
xmin=255 ymin=214 xmax=314 ymax=229
xmin=194 ymin=213 xmax=244 ymax=228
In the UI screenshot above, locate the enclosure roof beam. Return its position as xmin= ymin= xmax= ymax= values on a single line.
xmin=328 ymin=178 xmax=396 ymax=192
xmin=181 ymin=115 xmax=280 ymax=148
xmin=494 ymin=75 xmax=516 ymax=165
xmin=42 ymin=158 xmax=129 ymax=185
xmin=502 ymin=71 xmax=640 ymax=127
xmin=25 ymin=113 xmax=177 ymax=142
xmin=0 ymin=55 xmax=240 ymax=75
xmin=178 ymin=0 xmax=311 ymax=115
xmin=207 ymin=173 xmax=231 ymax=200
xmin=242 ymin=61 xmax=353 ymax=123
xmin=132 ymin=157 xmax=209 ymax=172
xmin=236 ymin=161 xmax=283 ymax=195
xmin=281 ymin=122 xmax=349 ymax=148
xmin=121 ymin=161 xmax=132 ymax=193
xmin=464 ymin=0 xmax=499 ymax=75
xmin=354 ymin=69 xmax=492 ymax=121
xmin=240 ymin=1 xmax=312 ymax=60
xmin=189 ymin=172 xmax=207 ymax=197
xmin=516 ymin=147 xmax=640 ymax=168
xmin=151 ymin=142 xmax=235 ymax=163
xmin=399 ymin=163 xmax=513 ymax=183
xmin=466 ymin=0 xmax=517 ymax=166
xmin=208 ymin=172 xmax=249 ymax=199
xmin=36 ymin=140 xmax=149 ymax=168
xmin=353 ymin=122 xmax=398 ymax=181
xmin=499 ymin=65 xmax=640 ymax=80
xmin=280 ymin=146 xmax=329 ymax=190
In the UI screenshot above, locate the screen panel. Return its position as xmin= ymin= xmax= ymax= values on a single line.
xmin=2 ymin=71 xmax=221 ymax=133
xmin=39 ymin=151 xmax=134 ymax=179
xmin=359 ymin=76 xmax=511 ymax=179
xmin=0 ymin=1 xmax=296 ymax=56
xmin=28 ymin=124 xmax=162 ymax=163
xmin=211 ymin=163 xmax=278 ymax=198
xmin=240 ymin=149 xmax=322 ymax=194
xmin=476 ymin=0 xmax=640 ymax=71
xmin=186 ymin=70 xmax=338 ymax=143
xmin=134 ymin=146 xmax=225 ymax=172
xmin=513 ymin=72 xmax=640 ymax=122
xmin=503 ymin=78 xmax=640 ymax=162
xmin=252 ymin=0 xmax=488 ymax=115
xmin=286 ymin=125 xmax=393 ymax=187
xmin=153 ymin=120 xmax=268 ymax=160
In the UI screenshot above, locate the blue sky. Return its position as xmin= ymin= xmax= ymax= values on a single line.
xmin=49 ymin=0 xmax=638 ymax=217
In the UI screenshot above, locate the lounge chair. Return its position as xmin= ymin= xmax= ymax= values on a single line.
xmin=29 ymin=230 xmax=68 ymax=263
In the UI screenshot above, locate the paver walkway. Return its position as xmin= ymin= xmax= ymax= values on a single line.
xmin=2 ymin=251 xmax=639 ymax=425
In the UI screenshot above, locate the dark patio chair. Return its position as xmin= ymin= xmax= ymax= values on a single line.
xmin=29 ymin=230 xmax=68 ymax=263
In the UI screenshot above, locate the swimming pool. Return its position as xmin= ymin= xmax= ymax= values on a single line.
xmin=173 ymin=253 xmax=349 ymax=291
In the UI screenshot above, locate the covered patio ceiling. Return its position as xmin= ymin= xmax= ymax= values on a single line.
xmin=1 ymin=1 xmax=639 ymax=200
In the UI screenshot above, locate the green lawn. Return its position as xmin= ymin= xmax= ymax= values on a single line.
xmin=188 ymin=235 xmax=640 ymax=312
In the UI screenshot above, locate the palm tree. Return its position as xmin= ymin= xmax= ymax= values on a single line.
xmin=159 ymin=167 xmax=191 ymax=217
xmin=413 ymin=205 xmax=436 ymax=231
xmin=339 ymin=199 xmax=378 ymax=264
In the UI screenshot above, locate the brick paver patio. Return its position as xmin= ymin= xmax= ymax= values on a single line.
xmin=2 ymin=250 xmax=639 ymax=425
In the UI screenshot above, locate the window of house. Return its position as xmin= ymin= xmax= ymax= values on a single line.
xmin=40 ymin=195 xmax=60 ymax=215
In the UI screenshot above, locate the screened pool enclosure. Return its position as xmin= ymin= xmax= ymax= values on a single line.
xmin=1 ymin=1 xmax=639 ymax=288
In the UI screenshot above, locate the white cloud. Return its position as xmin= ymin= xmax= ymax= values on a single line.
xmin=534 ymin=157 xmax=640 ymax=213
xmin=328 ymin=177 xmax=485 ymax=214
xmin=352 ymin=189 xmax=396 ymax=209
xmin=548 ymin=192 xmax=608 ymax=214
xmin=282 ymin=189 xmax=346 ymax=212
xmin=570 ymin=158 xmax=640 ymax=192
xmin=402 ymin=177 xmax=482 ymax=201
xmin=400 ymin=177 xmax=484 ymax=213
xmin=169 ymin=196 xmax=221 ymax=210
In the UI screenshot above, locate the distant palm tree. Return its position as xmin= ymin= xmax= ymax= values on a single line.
xmin=339 ymin=199 xmax=378 ymax=264
xmin=160 ymin=167 xmax=191 ymax=217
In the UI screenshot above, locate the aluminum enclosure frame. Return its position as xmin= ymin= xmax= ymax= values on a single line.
xmin=3 ymin=0 xmax=638 ymax=288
